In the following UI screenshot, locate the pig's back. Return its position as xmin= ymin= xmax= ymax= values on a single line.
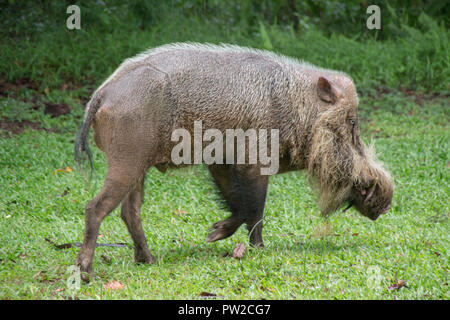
xmin=146 ymin=45 xmax=290 ymax=130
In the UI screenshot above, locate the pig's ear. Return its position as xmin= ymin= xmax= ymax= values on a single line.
xmin=317 ymin=77 xmax=340 ymax=104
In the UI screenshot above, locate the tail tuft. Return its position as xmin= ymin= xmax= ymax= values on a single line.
xmin=74 ymin=92 xmax=103 ymax=177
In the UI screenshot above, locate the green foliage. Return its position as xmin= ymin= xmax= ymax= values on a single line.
xmin=0 ymin=1 xmax=448 ymax=92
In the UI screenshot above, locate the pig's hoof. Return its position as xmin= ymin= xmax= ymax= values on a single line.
xmin=80 ymin=270 xmax=95 ymax=283
xmin=76 ymin=264 xmax=94 ymax=283
xmin=134 ymin=251 xmax=155 ymax=264
xmin=75 ymin=256 xmax=94 ymax=283
xmin=206 ymin=219 xmax=241 ymax=242
xmin=206 ymin=229 xmax=226 ymax=242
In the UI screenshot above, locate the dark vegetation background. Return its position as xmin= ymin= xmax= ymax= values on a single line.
xmin=1 ymin=0 xmax=448 ymax=95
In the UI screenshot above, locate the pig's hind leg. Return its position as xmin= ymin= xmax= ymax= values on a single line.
xmin=76 ymin=164 xmax=144 ymax=282
xmin=120 ymin=174 xmax=155 ymax=264
xmin=76 ymin=104 xmax=155 ymax=281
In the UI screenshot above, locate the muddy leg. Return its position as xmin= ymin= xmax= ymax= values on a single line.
xmin=75 ymin=168 xmax=140 ymax=282
xmin=120 ymin=174 xmax=154 ymax=264
xmin=207 ymin=164 xmax=268 ymax=246
xmin=237 ymin=165 xmax=268 ymax=248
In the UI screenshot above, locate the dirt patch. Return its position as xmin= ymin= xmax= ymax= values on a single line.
xmin=0 ymin=117 xmax=57 ymax=137
xmin=0 ymin=78 xmax=72 ymax=117
xmin=374 ymin=86 xmax=448 ymax=103
xmin=43 ymin=102 xmax=71 ymax=117
xmin=361 ymin=85 xmax=449 ymax=102
xmin=0 ymin=77 xmax=39 ymax=97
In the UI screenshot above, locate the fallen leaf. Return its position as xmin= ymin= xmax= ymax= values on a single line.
xmin=101 ymin=254 xmax=112 ymax=264
xmin=352 ymin=233 xmax=359 ymax=237
xmin=54 ymin=166 xmax=73 ymax=174
xmin=174 ymin=209 xmax=188 ymax=215
xmin=388 ymin=279 xmax=407 ymax=291
xmin=33 ymin=270 xmax=60 ymax=284
xmin=60 ymin=187 xmax=70 ymax=197
xmin=104 ymin=281 xmax=124 ymax=290
xmin=232 ymin=243 xmax=246 ymax=259
xmin=199 ymin=291 xmax=217 ymax=298
xmin=260 ymin=286 xmax=275 ymax=292
xmin=33 ymin=270 xmax=46 ymax=279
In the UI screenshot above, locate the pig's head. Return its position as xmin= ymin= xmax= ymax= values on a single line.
xmin=307 ymin=75 xmax=393 ymax=220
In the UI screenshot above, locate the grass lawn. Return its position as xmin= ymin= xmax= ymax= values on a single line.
xmin=0 ymin=86 xmax=448 ymax=299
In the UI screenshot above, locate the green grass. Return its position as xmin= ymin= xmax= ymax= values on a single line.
xmin=0 ymin=2 xmax=448 ymax=300
xmin=0 ymin=88 xmax=448 ymax=299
